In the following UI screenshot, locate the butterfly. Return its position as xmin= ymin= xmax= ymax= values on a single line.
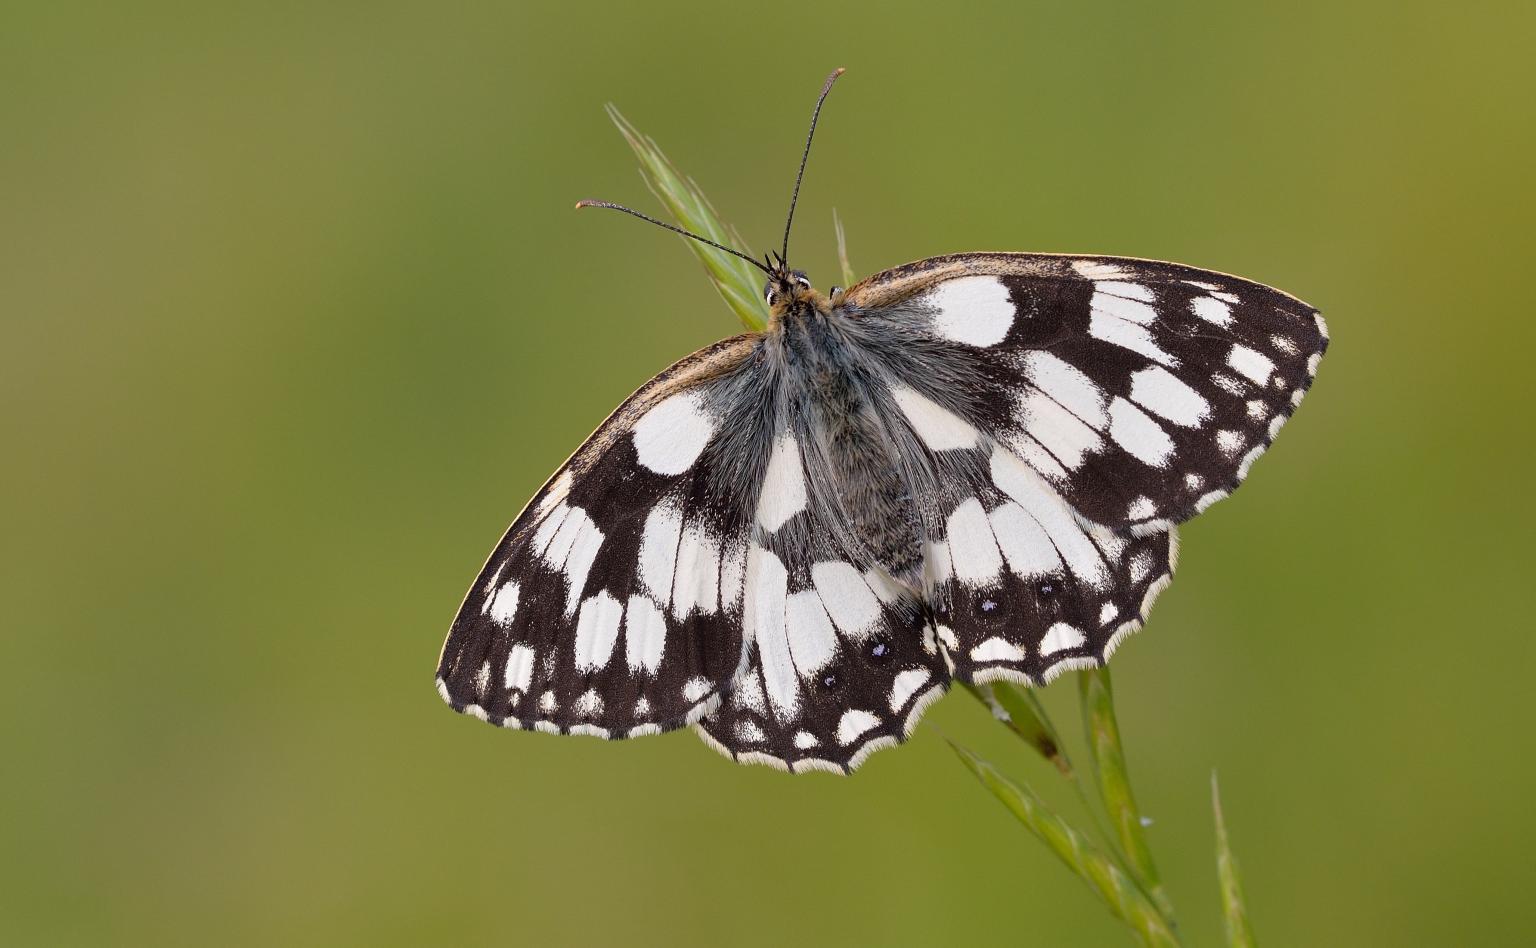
xmin=435 ymin=69 xmax=1328 ymax=773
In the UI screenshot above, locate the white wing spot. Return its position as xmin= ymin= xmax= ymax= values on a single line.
xmin=623 ymin=595 xmax=668 ymax=674
xmin=989 ymin=502 xmax=1064 ymax=578
xmin=1128 ymin=496 xmax=1156 ymax=519
xmin=574 ymin=591 xmax=624 ymax=671
xmin=892 ymin=386 xmax=980 ymax=451
xmin=1129 ymin=365 xmax=1210 ymax=428
xmin=836 ymin=709 xmax=881 ymax=745
xmin=1184 ymin=472 xmax=1204 ymax=491
xmin=1089 ymin=310 xmax=1178 ymax=367
xmin=632 ymin=390 xmax=714 ymax=475
xmin=1018 ymin=389 xmax=1103 ymax=470
xmin=1023 ymin=351 xmax=1109 ymax=427
xmin=1039 ymin=623 xmax=1087 ymax=656
xmin=670 ymin=523 xmax=721 ymax=619
xmin=1227 ymin=345 xmax=1275 ymax=386
xmin=745 ymin=547 xmax=797 ymax=717
xmin=539 ymin=690 xmax=557 ymax=713
xmin=1099 ymin=603 xmax=1119 ymax=625
xmin=575 ymin=689 xmax=604 ymax=717
xmin=927 ymin=275 xmax=1014 ymax=347
xmin=756 ymin=435 xmax=807 ymax=531
xmin=946 ymin=497 xmax=1005 ymax=587
xmin=1092 ymin=288 xmax=1157 ymax=325
xmin=1271 ymin=334 xmax=1299 ymax=355
xmin=793 ymin=730 xmax=820 ymax=750
xmin=888 ymin=669 xmax=932 ymax=712
xmin=504 ymin=644 xmax=535 ymax=693
xmin=735 ymin=719 xmax=765 ymax=743
xmin=1192 ymin=295 xmax=1234 ymax=327
xmin=1109 ymin=397 xmax=1175 ymax=467
xmin=638 ymin=503 xmax=684 ymax=606
xmin=971 ymin=637 xmax=1025 ymax=662
xmin=785 ymin=590 xmax=838 ymax=675
xmin=1216 ymin=429 xmax=1246 ymax=457
xmin=811 ymin=561 xmax=883 ymax=636
xmin=486 ymin=580 xmax=521 ymax=626
xmin=532 ymin=503 xmax=571 ymax=558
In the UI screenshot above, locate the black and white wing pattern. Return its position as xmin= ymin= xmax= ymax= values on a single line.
xmin=694 ymin=430 xmax=950 ymax=773
xmin=437 ymin=336 xmax=762 ymax=738
xmin=915 ymin=435 xmax=1176 ymax=687
xmin=844 ymin=253 xmax=1328 ymax=535
xmin=438 ymin=249 xmax=1326 ymax=773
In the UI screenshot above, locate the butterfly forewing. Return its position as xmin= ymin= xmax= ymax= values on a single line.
xmin=437 ymin=336 xmax=761 ymax=737
xmin=846 ymin=253 xmax=1328 ymax=534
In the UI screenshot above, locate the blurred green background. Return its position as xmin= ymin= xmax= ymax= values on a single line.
xmin=4 ymin=1 xmax=1534 ymax=945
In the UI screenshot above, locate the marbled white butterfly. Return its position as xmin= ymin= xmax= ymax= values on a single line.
xmin=435 ymin=70 xmax=1328 ymax=773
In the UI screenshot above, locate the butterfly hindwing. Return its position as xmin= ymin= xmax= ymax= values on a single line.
xmin=920 ymin=440 xmax=1177 ymax=685
xmin=694 ymin=411 xmax=952 ymax=772
xmin=844 ymin=253 xmax=1328 ymax=534
xmin=437 ymin=336 xmax=762 ymax=738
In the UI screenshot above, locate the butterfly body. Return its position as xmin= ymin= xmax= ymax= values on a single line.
xmin=437 ymin=248 xmax=1326 ymax=772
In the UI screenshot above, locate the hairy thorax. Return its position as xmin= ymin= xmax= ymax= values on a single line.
xmin=772 ymin=304 xmax=924 ymax=582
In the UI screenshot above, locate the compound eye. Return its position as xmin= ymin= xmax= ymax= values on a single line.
xmin=763 ymin=283 xmax=777 ymax=305
xmin=795 ymin=274 xmax=812 ymax=289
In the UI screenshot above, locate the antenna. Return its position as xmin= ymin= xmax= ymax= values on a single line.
xmin=780 ymin=67 xmax=846 ymax=270
xmin=574 ymin=200 xmax=774 ymax=277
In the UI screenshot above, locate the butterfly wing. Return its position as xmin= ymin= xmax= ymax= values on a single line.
xmin=843 ymin=253 xmax=1328 ymax=534
xmin=437 ymin=336 xmax=764 ymax=738
xmin=692 ymin=427 xmax=950 ymax=772
xmin=918 ymin=437 xmax=1177 ymax=685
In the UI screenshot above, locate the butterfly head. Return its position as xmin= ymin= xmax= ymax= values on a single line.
xmin=763 ymin=264 xmax=831 ymax=321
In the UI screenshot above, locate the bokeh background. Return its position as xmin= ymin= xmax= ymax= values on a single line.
xmin=5 ymin=1 xmax=1534 ymax=945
